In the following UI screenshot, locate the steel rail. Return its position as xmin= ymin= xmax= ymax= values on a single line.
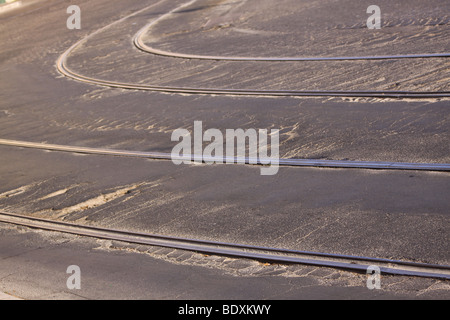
xmin=133 ymin=9 xmax=450 ymax=62
xmin=1 ymin=138 xmax=449 ymax=172
xmin=135 ymin=37 xmax=450 ymax=62
xmin=0 ymin=211 xmax=449 ymax=280
xmin=56 ymin=1 xmax=450 ymax=99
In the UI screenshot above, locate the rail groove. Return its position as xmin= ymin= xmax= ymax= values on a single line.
xmin=0 ymin=211 xmax=449 ymax=280
xmin=1 ymin=138 xmax=449 ymax=172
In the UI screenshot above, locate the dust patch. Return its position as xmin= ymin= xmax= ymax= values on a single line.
xmin=0 ymin=110 xmax=13 ymax=117
xmin=93 ymin=239 xmax=450 ymax=297
xmin=0 ymin=184 xmax=35 ymax=199
xmin=51 ymin=184 xmax=143 ymax=219
xmin=38 ymin=188 xmax=70 ymax=201
xmin=93 ymin=238 xmax=364 ymax=286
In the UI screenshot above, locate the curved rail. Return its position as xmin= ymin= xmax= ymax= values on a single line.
xmin=135 ymin=38 xmax=450 ymax=62
xmin=56 ymin=1 xmax=450 ymax=99
xmin=1 ymin=138 xmax=449 ymax=172
xmin=0 ymin=211 xmax=449 ymax=280
xmin=133 ymin=4 xmax=450 ymax=62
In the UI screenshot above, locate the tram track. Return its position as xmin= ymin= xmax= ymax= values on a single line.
xmin=0 ymin=211 xmax=448 ymax=280
xmin=56 ymin=0 xmax=450 ymax=99
xmin=1 ymin=138 xmax=449 ymax=172
xmin=1 ymin=0 xmax=449 ymax=300
xmin=133 ymin=9 xmax=450 ymax=63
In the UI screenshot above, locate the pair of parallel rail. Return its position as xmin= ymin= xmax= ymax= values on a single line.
xmin=1 ymin=0 xmax=449 ymax=279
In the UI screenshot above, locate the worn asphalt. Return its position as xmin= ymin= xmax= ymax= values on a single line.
xmin=0 ymin=0 xmax=448 ymax=300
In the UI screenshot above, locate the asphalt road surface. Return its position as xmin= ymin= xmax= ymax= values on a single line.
xmin=0 ymin=0 xmax=449 ymax=300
